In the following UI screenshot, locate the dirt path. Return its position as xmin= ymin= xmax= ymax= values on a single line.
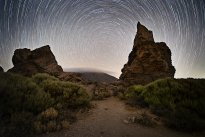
xmin=40 ymin=97 xmax=204 ymax=137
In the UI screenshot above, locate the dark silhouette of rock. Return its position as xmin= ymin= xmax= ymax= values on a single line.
xmin=0 ymin=66 xmax=3 ymax=72
xmin=8 ymin=45 xmax=63 ymax=76
xmin=120 ymin=22 xmax=175 ymax=85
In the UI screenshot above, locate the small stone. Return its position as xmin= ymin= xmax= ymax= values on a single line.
xmin=123 ymin=119 xmax=129 ymax=124
xmin=104 ymin=108 xmax=108 ymax=110
xmin=100 ymin=131 xmax=104 ymax=134
xmin=131 ymin=116 xmax=136 ymax=123
xmin=153 ymin=116 xmax=160 ymax=121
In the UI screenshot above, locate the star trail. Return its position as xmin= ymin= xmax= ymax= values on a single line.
xmin=0 ymin=0 xmax=205 ymax=78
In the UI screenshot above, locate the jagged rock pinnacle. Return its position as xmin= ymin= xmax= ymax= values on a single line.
xmin=134 ymin=22 xmax=154 ymax=46
xmin=120 ymin=22 xmax=175 ymax=86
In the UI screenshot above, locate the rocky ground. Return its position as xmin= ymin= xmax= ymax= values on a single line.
xmin=38 ymin=97 xmax=204 ymax=137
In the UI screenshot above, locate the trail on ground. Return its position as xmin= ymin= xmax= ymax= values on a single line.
xmin=40 ymin=97 xmax=204 ymax=137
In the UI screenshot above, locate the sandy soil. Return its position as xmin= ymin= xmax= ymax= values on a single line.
xmin=39 ymin=97 xmax=205 ymax=137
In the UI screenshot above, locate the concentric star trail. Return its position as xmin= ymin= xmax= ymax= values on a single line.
xmin=0 ymin=0 xmax=204 ymax=78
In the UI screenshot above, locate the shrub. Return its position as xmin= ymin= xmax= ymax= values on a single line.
xmin=127 ymin=85 xmax=147 ymax=106
xmin=47 ymin=121 xmax=57 ymax=132
xmin=33 ymin=121 xmax=46 ymax=134
xmin=0 ymin=73 xmax=53 ymax=115
xmin=134 ymin=112 xmax=156 ymax=127
xmin=92 ymin=88 xmax=111 ymax=100
xmin=40 ymin=79 xmax=90 ymax=108
xmin=32 ymin=73 xmax=58 ymax=85
xmin=117 ymin=92 xmax=127 ymax=100
xmin=125 ymin=78 xmax=205 ymax=131
xmin=0 ymin=72 xmax=90 ymax=136
xmin=1 ymin=111 xmax=34 ymax=137
xmin=167 ymin=107 xmax=205 ymax=131
xmin=0 ymin=73 xmax=54 ymax=136
xmin=40 ymin=107 xmax=59 ymax=120
xmin=61 ymin=120 xmax=70 ymax=129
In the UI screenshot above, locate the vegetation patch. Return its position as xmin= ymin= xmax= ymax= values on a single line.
xmin=118 ymin=78 xmax=205 ymax=131
xmin=134 ymin=112 xmax=156 ymax=127
xmin=92 ymin=88 xmax=111 ymax=100
xmin=0 ymin=73 xmax=90 ymax=137
xmin=91 ymin=83 xmax=112 ymax=100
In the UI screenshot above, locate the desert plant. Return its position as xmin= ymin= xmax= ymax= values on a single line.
xmin=61 ymin=120 xmax=70 ymax=129
xmin=124 ymin=78 xmax=205 ymax=131
xmin=32 ymin=73 xmax=58 ymax=85
xmin=40 ymin=79 xmax=90 ymax=108
xmin=0 ymin=73 xmax=53 ymax=115
xmin=0 ymin=72 xmax=91 ymax=136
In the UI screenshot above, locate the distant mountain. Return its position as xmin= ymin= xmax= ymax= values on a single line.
xmin=80 ymin=72 xmax=118 ymax=83
xmin=64 ymin=68 xmax=118 ymax=83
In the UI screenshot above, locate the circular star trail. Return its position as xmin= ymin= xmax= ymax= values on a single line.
xmin=0 ymin=0 xmax=205 ymax=78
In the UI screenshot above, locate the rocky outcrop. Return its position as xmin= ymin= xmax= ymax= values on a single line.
xmin=8 ymin=45 xmax=63 ymax=76
xmin=0 ymin=66 xmax=3 ymax=72
xmin=120 ymin=22 xmax=175 ymax=85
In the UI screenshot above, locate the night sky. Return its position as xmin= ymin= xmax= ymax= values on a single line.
xmin=0 ymin=0 xmax=205 ymax=78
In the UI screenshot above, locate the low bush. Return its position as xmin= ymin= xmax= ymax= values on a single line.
xmin=91 ymin=85 xmax=112 ymax=100
xmin=36 ymin=76 xmax=90 ymax=108
xmin=61 ymin=120 xmax=70 ymax=129
xmin=122 ymin=78 xmax=205 ymax=131
xmin=32 ymin=73 xmax=58 ymax=85
xmin=92 ymin=89 xmax=111 ymax=100
xmin=134 ymin=112 xmax=156 ymax=127
xmin=0 ymin=72 xmax=90 ymax=137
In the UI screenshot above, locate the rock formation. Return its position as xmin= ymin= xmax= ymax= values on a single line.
xmin=8 ymin=45 xmax=63 ymax=76
xmin=120 ymin=22 xmax=175 ymax=85
xmin=0 ymin=66 xmax=3 ymax=72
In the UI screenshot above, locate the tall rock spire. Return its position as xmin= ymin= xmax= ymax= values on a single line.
xmin=134 ymin=22 xmax=154 ymax=46
xmin=120 ymin=22 xmax=175 ymax=86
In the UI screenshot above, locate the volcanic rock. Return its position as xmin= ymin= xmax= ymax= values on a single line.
xmin=0 ymin=66 xmax=3 ymax=72
xmin=8 ymin=45 xmax=63 ymax=76
xmin=120 ymin=22 xmax=175 ymax=85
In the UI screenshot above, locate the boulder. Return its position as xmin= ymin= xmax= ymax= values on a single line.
xmin=120 ymin=22 xmax=175 ymax=86
xmin=8 ymin=45 xmax=63 ymax=76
